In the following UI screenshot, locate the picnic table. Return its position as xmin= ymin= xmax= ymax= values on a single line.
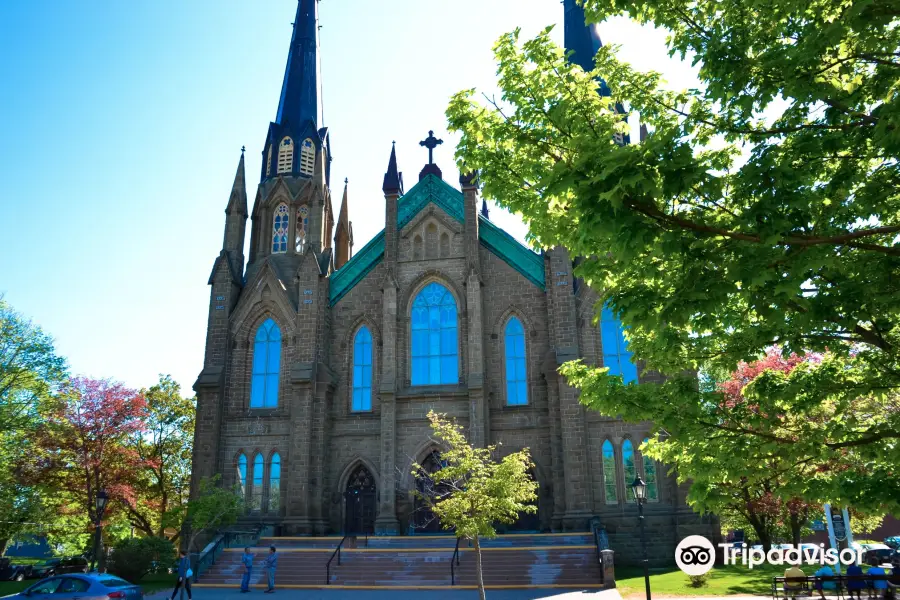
xmin=772 ymin=574 xmax=899 ymax=600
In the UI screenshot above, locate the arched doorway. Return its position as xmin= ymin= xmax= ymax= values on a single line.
xmin=414 ymin=451 xmax=448 ymax=533
xmin=344 ymin=465 xmax=376 ymax=535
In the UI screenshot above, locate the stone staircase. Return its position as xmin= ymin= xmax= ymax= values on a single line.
xmin=195 ymin=533 xmax=608 ymax=590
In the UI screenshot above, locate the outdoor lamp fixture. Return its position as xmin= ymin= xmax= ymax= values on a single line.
xmin=631 ymin=476 xmax=652 ymax=600
xmin=90 ymin=489 xmax=109 ymax=572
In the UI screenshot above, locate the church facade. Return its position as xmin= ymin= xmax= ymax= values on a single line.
xmin=191 ymin=0 xmax=717 ymax=564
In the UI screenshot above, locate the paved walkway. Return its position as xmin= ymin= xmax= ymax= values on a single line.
xmin=154 ymin=588 xmax=624 ymax=600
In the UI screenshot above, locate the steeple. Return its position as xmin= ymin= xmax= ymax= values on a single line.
xmin=382 ymin=142 xmax=404 ymax=195
xmin=563 ymin=0 xmax=612 ymax=96
xmin=334 ymin=178 xmax=353 ymax=269
xmin=276 ymin=0 xmax=322 ymax=128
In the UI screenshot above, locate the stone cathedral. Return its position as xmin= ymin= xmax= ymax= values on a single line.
xmin=191 ymin=0 xmax=715 ymax=562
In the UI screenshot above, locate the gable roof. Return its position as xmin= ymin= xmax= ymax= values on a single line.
xmin=328 ymin=174 xmax=545 ymax=305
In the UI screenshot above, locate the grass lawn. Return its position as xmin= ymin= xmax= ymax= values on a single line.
xmin=616 ymin=563 xmax=786 ymax=598
xmin=0 ymin=574 xmax=176 ymax=597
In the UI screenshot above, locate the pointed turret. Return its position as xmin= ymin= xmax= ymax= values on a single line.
xmin=334 ymin=178 xmax=353 ymax=269
xmin=563 ymin=0 xmax=612 ymax=96
xmin=481 ymin=198 xmax=490 ymax=220
xmin=225 ymin=149 xmax=248 ymax=216
xmin=382 ymin=142 xmax=404 ymax=196
xmin=222 ymin=148 xmax=248 ymax=278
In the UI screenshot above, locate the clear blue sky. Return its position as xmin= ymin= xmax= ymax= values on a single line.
xmin=0 ymin=1 xmax=698 ymax=395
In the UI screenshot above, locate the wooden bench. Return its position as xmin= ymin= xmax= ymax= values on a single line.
xmin=772 ymin=574 xmax=896 ymax=600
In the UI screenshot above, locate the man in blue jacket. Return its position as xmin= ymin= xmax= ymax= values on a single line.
xmin=171 ymin=550 xmax=192 ymax=600
xmin=264 ymin=546 xmax=277 ymax=594
xmin=240 ymin=547 xmax=254 ymax=593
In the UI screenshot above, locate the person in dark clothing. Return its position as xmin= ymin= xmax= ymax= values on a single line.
xmin=171 ymin=550 xmax=192 ymax=600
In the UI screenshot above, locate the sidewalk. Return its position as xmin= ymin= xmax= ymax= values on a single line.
xmin=151 ymin=588 xmax=624 ymax=600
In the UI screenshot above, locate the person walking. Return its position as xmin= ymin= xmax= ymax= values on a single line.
xmin=264 ymin=546 xmax=277 ymax=594
xmin=171 ymin=550 xmax=193 ymax=600
xmin=240 ymin=547 xmax=254 ymax=593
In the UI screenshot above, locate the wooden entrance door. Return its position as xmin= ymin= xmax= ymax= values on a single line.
xmin=344 ymin=465 xmax=376 ymax=535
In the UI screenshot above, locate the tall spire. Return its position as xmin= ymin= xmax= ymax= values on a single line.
xmin=382 ymin=142 xmax=404 ymax=195
xmin=276 ymin=0 xmax=322 ymax=128
xmin=225 ymin=148 xmax=247 ymax=216
xmin=334 ymin=178 xmax=352 ymax=269
xmin=563 ymin=0 xmax=612 ymax=96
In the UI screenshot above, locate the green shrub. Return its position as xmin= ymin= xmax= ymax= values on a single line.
xmin=689 ymin=573 xmax=710 ymax=588
xmin=107 ymin=537 xmax=174 ymax=583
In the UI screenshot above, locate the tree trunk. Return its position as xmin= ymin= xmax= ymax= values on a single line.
xmin=790 ymin=516 xmax=802 ymax=547
xmin=474 ymin=535 xmax=486 ymax=600
xmin=0 ymin=539 xmax=8 ymax=557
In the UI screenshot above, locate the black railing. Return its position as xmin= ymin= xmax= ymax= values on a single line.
xmin=325 ymin=535 xmax=348 ymax=585
xmin=450 ymin=537 xmax=462 ymax=586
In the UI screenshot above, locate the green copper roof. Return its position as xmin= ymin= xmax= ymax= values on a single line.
xmin=329 ymin=174 xmax=545 ymax=305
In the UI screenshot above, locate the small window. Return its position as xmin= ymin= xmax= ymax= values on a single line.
xmin=277 ymin=137 xmax=294 ymax=174
xmin=600 ymin=304 xmax=638 ymax=383
xmin=268 ymin=453 xmax=281 ymax=513
xmin=272 ymin=204 xmax=289 ymax=254
xmin=602 ymin=440 xmax=618 ymax=504
xmin=296 ymin=205 xmax=309 ymax=253
xmin=413 ymin=235 xmax=423 ymax=260
xmin=250 ymin=318 xmax=281 ymax=408
xmin=57 ymin=578 xmax=90 ymax=593
xmin=252 ymin=453 xmax=264 ymax=512
xmin=411 ymin=282 xmax=458 ymax=386
xmin=504 ymin=317 xmax=528 ymax=405
xmin=28 ymin=579 xmax=61 ymax=594
xmin=299 ymin=138 xmax=315 ymax=176
xmin=622 ymin=439 xmax=636 ymax=503
xmin=352 ymin=326 xmax=373 ymax=411
xmin=237 ymin=453 xmax=247 ymax=497
xmin=440 ymin=233 xmax=449 ymax=257
xmin=642 ymin=438 xmax=659 ymax=502
xmin=425 ymin=223 xmax=438 ymax=259
xmin=266 ymin=144 xmax=272 ymax=177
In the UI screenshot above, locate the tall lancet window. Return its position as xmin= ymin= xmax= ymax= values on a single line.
xmin=272 ymin=204 xmax=289 ymax=254
xmin=250 ymin=318 xmax=281 ymax=408
xmin=237 ymin=453 xmax=247 ymax=499
xmin=504 ymin=317 xmax=528 ymax=405
xmin=266 ymin=144 xmax=272 ymax=177
xmin=622 ymin=439 xmax=636 ymax=503
xmin=252 ymin=453 xmax=264 ymax=512
xmin=268 ymin=453 xmax=281 ymax=513
xmin=600 ymin=304 xmax=638 ymax=383
xmin=642 ymin=438 xmax=659 ymax=502
xmin=299 ymin=138 xmax=315 ymax=176
xmin=277 ymin=137 xmax=294 ymax=174
xmin=601 ymin=441 xmax=617 ymax=504
xmin=296 ymin=205 xmax=309 ymax=253
xmin=411 ymin=282 xmax=458 ymax=385
xmin=352 ymin=326 xmax=373 ymax=412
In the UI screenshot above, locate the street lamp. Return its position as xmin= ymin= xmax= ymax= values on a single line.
xmin=90 ymin=490 xmax=109 ymax=572
xmin=631 ymin=477 xmax=652 ymax=600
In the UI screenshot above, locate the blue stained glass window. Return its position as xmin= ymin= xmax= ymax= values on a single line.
xmin=352 ymin=326 xmax=373 ymax=411
xmin=411 ymin=282 xmax=458 ymax=385
xmin=622 ymin=440 xmax=636 ymax=503
xmin=642 ymin=438 xmax=659 ymax=502
xmin=272 ymin=203 xmax=289 ymax=253
xmin=600 ymin=304 xmax=638 ymax=383
xmin=252 ymin=453 xmax=264 ymax=512
xmin=250 ymin=318 xmax=281 ymax=408
xmin=601 ymin=441 xmax=617 ymax=504
xmin=237 ymin=454 xmax=247 ymax=498
xmin=268 ymin=453 xmax=281 ymax=512
xmin=504 ymin=317 xmax=528 ymax=405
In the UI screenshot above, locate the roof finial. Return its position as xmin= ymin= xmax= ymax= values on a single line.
xmin=419 ymin=130 xmax=443 ymax=165
xmin=241 ymin=145 xmax=246 ymax=154
xmin=344 ymin=177 xmax=348 ymax=185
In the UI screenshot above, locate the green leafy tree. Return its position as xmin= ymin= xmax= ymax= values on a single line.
xmin=0 ymin=298 xmax=66 ymax=555
xmin=182 ymin=476 xmax=243 ymax=555
xmin=122 ymin=375 xmax=195 ymax=540
xmin=446 ymin=0 xmax=899 ymax=513
xmin=107 ymin=536 xmax=175 ymax=583
xmin=414 ymin=411 xmax=537 ymax=600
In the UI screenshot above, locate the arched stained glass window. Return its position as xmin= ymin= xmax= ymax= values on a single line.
xmin=622 ymin=439 xmax=636 ymax=503
xmin=237 ymin=453 xmax=247 ymax=498
xmin=642 ymin=438 xmax=659 ymax=502
xmin=352 ymin=326 xmax=373 ymax=412
xmin=299 ymin=138 xmax=315 ymax=176
xmin=250 ymin=318 xmax=281 ymax=408
xmin=600 ymin=304 xmax=638 ymax=383
xmin=268 ymin=453 xmax=281 ymax=512
xmin=411 ymin=282 xmax=458 ymax=386
xmin=272 ymin=204 xmax=289 ymax=254
xmin=295 ymin=205 xmax=309 ymax=252
xmin=505 ymin=317 xmax=528 ymax=405
xmin=252 ymin=453 xmax=264 ymax=512
xmin=602 ymin=441 xmax=617 ymax=504
xmin=277 ymin=137 xmax=294 ymax=174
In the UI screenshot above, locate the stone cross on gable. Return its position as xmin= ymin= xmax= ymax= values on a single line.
xmin=419 ymin=130 xmax=443 ymax=165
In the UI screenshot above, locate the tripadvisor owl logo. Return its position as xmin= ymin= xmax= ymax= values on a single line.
xmin=676 ymin=536 xmax=716 ymax=576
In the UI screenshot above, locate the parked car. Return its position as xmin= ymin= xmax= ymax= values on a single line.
xmin=4 ymin=573 xmax=143 ymax=599
xmin=884 ymin=536 xmax=900 ymax=549
xmin=29 ymin=556 xmax=89 ymax=579
xmin=863 ymin=544 xmax=895 ymax=566
xmin=0 ymin=558 xmax=32 ymax=582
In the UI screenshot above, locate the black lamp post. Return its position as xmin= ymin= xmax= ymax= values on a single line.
xmin=631 ymin=476 xmax=652 ymax=600
xmin=90 ymin=490 xmax=109 ymax=572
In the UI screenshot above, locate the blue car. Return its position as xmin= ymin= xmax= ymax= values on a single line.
xmin=2 ymin=573 xmax=142 ymax=599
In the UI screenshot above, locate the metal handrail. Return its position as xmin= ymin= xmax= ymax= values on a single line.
xmin=325 ymin=535 xmax=348 ymax=585
xmin=450 ymin=537 xmax=462 ymax=586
